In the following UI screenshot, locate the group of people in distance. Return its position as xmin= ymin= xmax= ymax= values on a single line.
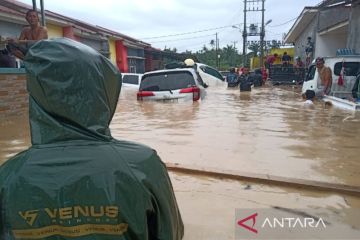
xmin=265 ymin=52 xmax=305 ymax=69
xmin=226 ymin=66 xmax=264 ymax=91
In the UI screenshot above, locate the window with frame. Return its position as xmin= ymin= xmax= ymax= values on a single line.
xmin=334 ymin=62 xmax=360 ymax=76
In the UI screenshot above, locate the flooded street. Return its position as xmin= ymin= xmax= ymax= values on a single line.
xmin=1 ymin=84 xmax=360 ymax=239
xmin=1 ymin=85 xmax=360 ymax=186
xmin=114 ymin=85 xmax=360 ymax=187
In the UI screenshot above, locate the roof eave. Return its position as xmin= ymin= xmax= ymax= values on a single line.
xmin=284 ymin=8 xmax=318 ymax=43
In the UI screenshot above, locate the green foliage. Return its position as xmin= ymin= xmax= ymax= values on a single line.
xmin=185 ymin=44 xmax=243 ymax=71
xmin=248 ymin=42 xmax=260 ymax=57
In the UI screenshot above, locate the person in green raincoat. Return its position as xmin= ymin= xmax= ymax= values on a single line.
xmin=0 ymin=38 xmax=184 ymax=240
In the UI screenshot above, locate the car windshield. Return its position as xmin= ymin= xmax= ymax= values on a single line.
xmin=140 ymin=71 xmax=196 ymax=91
xmin=305 ymin=65 xmax=316 ymax=82
xmin=200 ymin=66 xmax=224 ymax=80
xmin=122 ymin=75 xmax=139 ymax=85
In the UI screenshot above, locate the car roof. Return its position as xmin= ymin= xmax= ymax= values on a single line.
xmin=122 ymin=73 xmax=143 ymax=76
xmin=143 ymin=68 xmax=197 ymax=76
xmin=311 ymin=56 xmax=360 ymax=64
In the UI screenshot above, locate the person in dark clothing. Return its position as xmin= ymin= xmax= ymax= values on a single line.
xmin=227 ymin=67 xmax=239 ymax=87
xmin=253 ymin=69 xmax=263 ymax=87
xmin=0 ymin=49 xmax=16 ymax=68
xmin=352 ymin=71 xmax=360 ymax=101
xmin=0 ymin=38 xmax=184 ymax=240
xmin=239 ymin=66 xmax=254 ymax=92
xmin=282 ymin=52 xmax=291 ymax=65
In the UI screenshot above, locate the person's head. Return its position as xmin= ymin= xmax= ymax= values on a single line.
xmin=283 ymin=52 xmax=287 ymax=55
xmin=316 ymin=57 xmax=325 ymax=68
xmin=274 ymin=53 xmax=278 ymax=57
xmin=25 ymin=9 xmax=39 ymax=26
xmin=242 ymin=66 xmax=250 ymax=75
xmin=229 ymin=67 xmax=235 ymax=73
xmin=307 ymin=37 xmax=312 ymax=42
xmin=305 ymin=90 xmax=315 ymax=100
xmin=254 ymin=68 xmax=262 ymax=75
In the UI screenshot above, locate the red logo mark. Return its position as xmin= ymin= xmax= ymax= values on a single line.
xmin=237 ymin=213 xmax=258 ymax=234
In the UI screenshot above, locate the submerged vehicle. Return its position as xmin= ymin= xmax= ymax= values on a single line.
xmin=302 ymin=56 xmax=360 ymax=111
xmin=137 ymin=68 xmax=206 ymax=101
xmin=196 ymin=62 xmax=226 ymax=87
xmin=121 ymin=73 xmax=143 ymax=89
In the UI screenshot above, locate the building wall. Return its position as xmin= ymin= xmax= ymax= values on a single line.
xmin=47 ymin=23 xmax=63 ymax=38
xmin=115 ymin=40 xmax=128 ymax=73
xmin=127 ymin=47 xmax=145 ymax=73
xmin=0 ymin=69 xmax=27 ymax=118
xmin=315 ymin=32 xmax=347 ymax=57
xmin=0 ymin=21 xmax=23 ymax=38
xmin=294 ymin=16 xmax=317 ymax=62
xmin=347 ymin=3 xmax=360 ymax=53
xmin=318 ymin=6 xmax=350 ymax=32
xmin=109 ymin=39 xmax=116 ymax=65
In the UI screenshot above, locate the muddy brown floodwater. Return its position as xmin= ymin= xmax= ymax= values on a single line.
xmin=114 ymin=85 xmax=360 ymax=187
xmin=1 ymin=84 xmax=360 ymax=239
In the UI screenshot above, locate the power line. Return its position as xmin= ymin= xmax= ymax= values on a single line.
xmin=149 ymin=33 xmax=215 ymax=44
xmin=267 ymin=17 xmax=297 ymax=27
xmin=142 ymin=24 xmax=241 ymax=40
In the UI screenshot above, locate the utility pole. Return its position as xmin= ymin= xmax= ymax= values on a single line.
xmin=260 ymin=0 xmax=265 ymax=68
xmin=243 ymin=0 xmax=265 ymax=68
xmin=215 ymin=32 xmax=219 ymax=68
xmin=242 ymin=0 xmax=247 ymax=67
xmin=231 ymin=41 xmax=238 ymax=66
xmin=232 ymin=41 xmax=237 ymax=50
xmin=217 ymin=36 xmax=220 ymax=69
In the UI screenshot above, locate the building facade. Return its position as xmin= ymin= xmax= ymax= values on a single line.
xmin=285 ymin=0 xmax=360 ymax=61
xmin=0 ymin=0 xmax=183 ymax=73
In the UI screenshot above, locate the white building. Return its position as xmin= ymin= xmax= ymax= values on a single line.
xmin=284 ymin=0 xmax=360 ymax=60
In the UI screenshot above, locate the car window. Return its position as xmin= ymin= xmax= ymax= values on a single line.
xmin=305 ymin=65 xmax=316 ymax=82
xmin=334 ymin=62 xmax=360 ymax=76
xmin=220 ymin=71 xmax=230 ymax=77
xmin=195 ymin=71 xmax=207 ymax=88
xmin=122 ymin=75 xmax=139 ymax=85
xmin=140 ymin=71 xmax=196 ymax=91
xmin=200 ymin=66 xmax=224 ymax=80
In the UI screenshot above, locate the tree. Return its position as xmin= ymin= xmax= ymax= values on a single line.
xmin=194 ymin=44 xmax=242 ymax=70
xmin=248 ymin=43 xmax=260 ymax=57
xmin=268 ymin=40 xmax=280 ymax=50
xmin=202 ymin=45 xmax=208 ymax=52
xmin=210 ymin=40 xmax=215 ymax=49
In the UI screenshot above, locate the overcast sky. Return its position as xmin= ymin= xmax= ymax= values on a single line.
xmin=17 ymin=0 xmax=321 ymax=52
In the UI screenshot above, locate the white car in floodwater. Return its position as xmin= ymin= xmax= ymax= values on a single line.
xmin=196 ymin=63 xmax=226 ymax=87
xmin=121 ymin=73 xmax=142 ymax=89
xmin=137 ymin=68 xmax=206 ymax=101
xmin=302 ymin=56 xmax=360 ymax=111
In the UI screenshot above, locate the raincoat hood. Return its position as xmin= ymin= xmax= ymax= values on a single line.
xmin=25 ymin=38 xmax=121 ymax=144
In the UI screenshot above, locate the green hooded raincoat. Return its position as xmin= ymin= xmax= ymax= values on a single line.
xmin=0 ymin=38 xmax=184 ymax=240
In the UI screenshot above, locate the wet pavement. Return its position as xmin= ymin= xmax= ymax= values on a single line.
xmin=1 ymin=84 xmax=360 ymax=239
